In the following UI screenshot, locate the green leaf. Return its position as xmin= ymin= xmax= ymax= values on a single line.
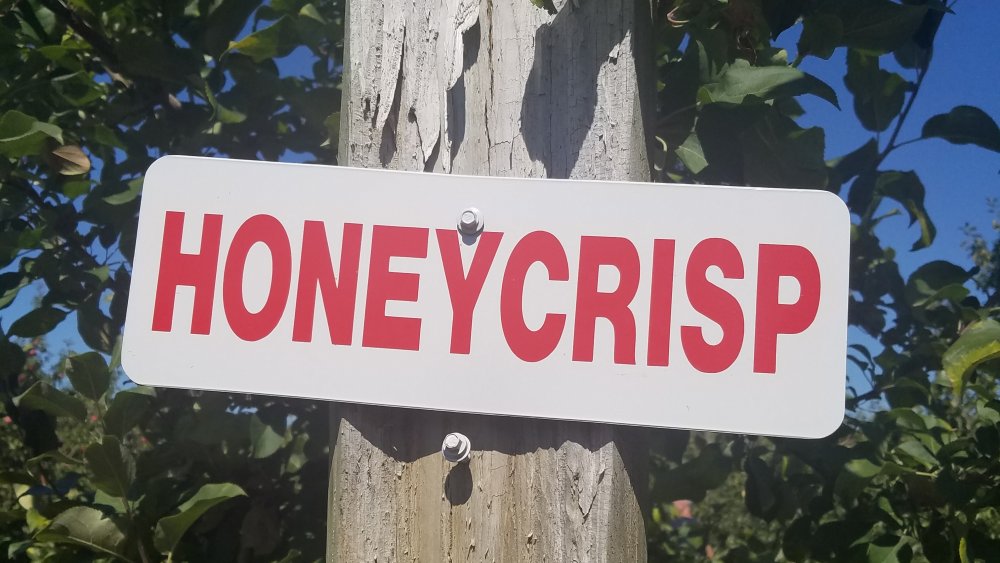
xmin=0 ymin=340 xmax=27 ymax=379
xmin=61 ymin=179 xmax=92 ymax=198
xmin=846 ymin=458 xmax=882 ymax=479
xmin=744 ymin=457 xmax=777 ymax=517
xmin=85 ymin=436 xmax=135 ymax=498
xmin=845 ymin=50 xmax=907 ymax=133
xmin=676 ymin=133 xmax=707 ymax=174
xmin=782 ymin=516 xmax=812 ymax=561
xmin=67 ymin=352 xmax=111 ymax=401
xmin=78 ymin=300 xmax=116 ymax=354
xmin=201 ymin=0 xmax=264 ymax=56
xmin=321 ymin=112 xmax=340 ymax=148
xmin=695 ymin=103 xmax=769 ymax=184
xmin=0 ymin=110 xmax=63 ymax=157
xmin=760 ymin=0 xmax=807 ymax=39
xmin=874 ymin=171 xmax=935 ymax=250
xmin=650 ymin=444 xmax=731 ymax=502
xmin=836 ymin=458 xmax=882 ymax=500
xmin=203 ymin=86 xmax=247 ymax=124
xmin=827 ymin=139 xmax=879 ymax=191
xmin=943 ymin=319 xmax=1000 ymax=398
xmin=93 ymin=490 xmax=127 ymax=513
xmin=91 ymin=124 xmax=125 ymax=149
xmin=8 ymin=306 xmax=68 ymax=337
xmin=921 ymin=106 xmax=1000 ymax=153
xmin=104 ymin=388 xmax=155 ymax=438
xmin=798 ymin=14 xmax=843 ymax=60
xmin=894 ymin=440 xmax=938 ymax=470
xmin=35 ymin=506 xmax=133 ymax=562
xmin=904 ymin=260 xmax=970 ymax=306
xmin=250 ymin=414 xmax=285 ymax=459
xmin=867 ymin=536 xmax=907 ymax=563
xmin=298 ymin=3 xmax=326 ymax=23
xmin=295 ymin=3 xmax=328 ymax=45
xmin=701 ymin=60 xmax=839 ymax=108
xmin=837 ymin=0 xmax=928 ymax=54
xmin=0 ymin=272 xmax=29 ymax=311
xmin=285 ymin=433 xmax=309 ymax=473
xmin=226 ymin=17 xmax=299 ymax=63
xmin=153 ymin=483 xmax=247 ymax=554
xmin=103 ymin=178 xmax=142 ymax=205
xmin=117 ymin=32 xmax=200 ymax=82
xmin=275 ymin=549 xmax=303 ymax=563
xmin=877 ymin=496 xmax=903 ymax=525
xmin=14 ymin=382 xmax=87 ymax=421
xmin=742 ymin=110 xmax=828 ymax=189
xmin=27 ymin=449 xmax=85 ymax=466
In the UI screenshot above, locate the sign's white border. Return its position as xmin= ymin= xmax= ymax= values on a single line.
xmin=123 ymin=156 xmax=850 ymax=438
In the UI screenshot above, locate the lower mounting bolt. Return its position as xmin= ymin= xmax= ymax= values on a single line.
xmin=442 ymin=432 xmax=471 ymax=463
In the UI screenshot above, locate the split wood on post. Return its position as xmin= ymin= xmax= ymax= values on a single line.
xmin=330 ymin=0 xmax=655 ymax=561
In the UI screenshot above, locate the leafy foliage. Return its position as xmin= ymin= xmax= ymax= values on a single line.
xmin=639 ymin=1 xmax=1000 ymax=562
xmin=0 ymin=0 xmax=341 ymax=559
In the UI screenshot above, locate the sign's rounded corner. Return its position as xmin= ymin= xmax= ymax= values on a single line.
xmin=116 ymin=344 xmax=149 ymax=388
xmin=816 ymin=189 xmax=851 ymax=225
xmin=145 ymin=153 xmax=185 ymax=177
xmin=807 ymin=405 xmax=846 ymax=440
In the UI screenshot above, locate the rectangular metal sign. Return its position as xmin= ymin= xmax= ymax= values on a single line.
xmin=123 ymin=155 xmax=849 ymax=438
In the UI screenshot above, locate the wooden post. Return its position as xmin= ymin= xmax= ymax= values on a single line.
xmin=330 ymin=0 xmax=654 ymax=560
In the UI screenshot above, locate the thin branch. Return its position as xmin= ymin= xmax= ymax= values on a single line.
xmin=889 ymin=137 xmax=927 ymax=151
xmin=847 ymin=384 xmax=893 ymax=408
xmin=34 ymin=0 xmax=130 ymax=84
xmin=877 ymin=62 xmax=929 ymax=167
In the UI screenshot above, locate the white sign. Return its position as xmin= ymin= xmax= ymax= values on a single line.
xmin=123 ymin=155 xmax=849 ymax=438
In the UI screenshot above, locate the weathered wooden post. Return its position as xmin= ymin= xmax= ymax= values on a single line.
xmin=330 ymin=0 xmax=654 ymax=560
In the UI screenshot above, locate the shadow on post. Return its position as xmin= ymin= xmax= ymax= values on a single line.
xmin=520 ymin=0 xmax=632 ymax=178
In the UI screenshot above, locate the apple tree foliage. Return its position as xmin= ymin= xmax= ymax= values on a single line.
xmin=0 ymin=0 xmax=342 ymax=560
xmin=640 ymin=1 xmax=1000 ymax=562
xmin=0 ymin=0 xmax=999 ymax=561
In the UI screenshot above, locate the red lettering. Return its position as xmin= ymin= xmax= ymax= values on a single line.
xmin=222 ymin=215 xmax=292 ymax=341
xmin=647 ymin=239 xmax=676 ymax=367
xmin=437 ymin=229 xmax=503 ymax=354
xmin=362 ymin=226 xmax=429 ymax=351
xmin=151 ymin=212 xmax=223 ymax=334
xmin=292 ymin=222 xmax=363 ymax=345
xmin=572 ymin=236 xmax=640 ymax=364
xmin=500 ymin=231 xmax=569 ymax=362
xmin=681 ymin=238 xmax=745 ymax=373
xmin=754 ymin=244 xmax=821 ymax=373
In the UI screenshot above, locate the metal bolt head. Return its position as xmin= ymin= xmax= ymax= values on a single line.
xmin=442 ymin=432 xmax=471 ymax=463
xmin=457 ymin=207 xmax=484 ymax=235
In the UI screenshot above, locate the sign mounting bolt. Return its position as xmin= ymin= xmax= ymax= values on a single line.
xmin=442 ymin=432 xmax=471 ymax=463
xmin=458 ymin=207 xmax=484 ymax=236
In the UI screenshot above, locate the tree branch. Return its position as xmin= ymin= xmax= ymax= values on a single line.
xmin=34 ymin=0 xmax=125 ymax=77
xmin=877 ymin=65 xmax=927 ymax=168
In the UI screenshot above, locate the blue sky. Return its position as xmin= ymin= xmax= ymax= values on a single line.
xmin=6 ymin=3 xmax=999 ymax=397
xmin=791 ymin=2 xmax=1000 ymax=278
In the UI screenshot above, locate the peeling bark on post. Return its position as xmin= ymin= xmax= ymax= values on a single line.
xmin=330 ymin=0 xmax=653 ymax=560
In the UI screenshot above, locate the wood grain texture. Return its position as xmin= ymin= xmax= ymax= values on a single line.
xmin=332 ymin=0 xmax=653 ymax=560
xmin=339 ymin=0 xmax=653 ymax=180
xmin=328 ymin=405 xmax=649 ymax=562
